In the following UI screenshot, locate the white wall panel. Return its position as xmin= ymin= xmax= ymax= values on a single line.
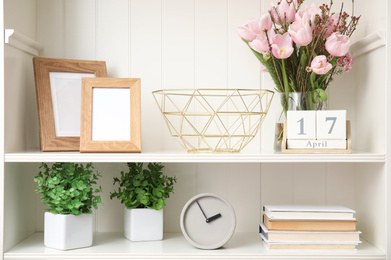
xmin=230 ymin=0 xmax=263 ymax=152
xmin=5 ymin=0 xmax=37 ymax=40
xmin=292 ymin=163 xmax=326 ymax=205
xmin=197 ymin=0 xmax=227 ymax=89
xmin=326 ymin=163 xmax=356 ymax=208
xmin=261 ymin=163 xmax=294 ymax=206
xmin=228 ymin=163 xmax=260 ymax=232
xmin=96 ymin=0 xmax=129 ymax=78
xmin=65 ymin=0 xmax=96 ymax=60
xmin=163 ymin=0 xmax=195 ymax=89
xmin=130 ymin=0 xmax=163 ymax=152
xmin=161 ymin=0 xmax=195 ymax=151
xmin=37 ymin=0 xmax=65 ymax=58
xmin=164 ymin=163 xmax=197 ymax=232
xmin=93 ymin=163 xmax=128 ymax=233
xmin=197 ymin=163 xmax=228 ymax=196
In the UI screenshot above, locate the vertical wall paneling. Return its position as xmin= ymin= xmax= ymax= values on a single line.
xmin=196 ymin=0 xmax=228 ymax=151
xmin=325 ymin=163 xmax=356 ymax=208
xmin=261 ymin=164 xmax=293 ymax=205
xmin=4 ymin=0 xmax=37 ymax=41
xmin=228 ymin=163 xmax=261 ymax=232
xmin=164 ymin=163 xmax=198 ymax=232
xmin=130 ymin=0 xmax=163 ymax=152
xmin=292 ymin=163 xmax=326 ymax=205
xmin=230 ymin=0 xmax=263 ymax=152
xmin=96 ymin=0 xmax=129 ymax=78
xmin=197 ymin=163 xmax=228 ymax=196
xmin=162 ymin=0 xmax=195 ymax=151
xmin=65 ymin=0 xmax=96 ymax=60
xmin=37 ymin=0 xmax=65 ymax=58
xmin=93 ymin=163 xmax=128 ymax=233
xmin=229 ymin=0 xmax=261 ymax=89
xmin=197 ymin=0 xmax=227 ymax=89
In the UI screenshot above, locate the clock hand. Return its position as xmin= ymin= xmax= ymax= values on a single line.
xmin=206 ymin=213 xmax=222 ymax=223
xmin=196 ymin=200 xmax=208 ymax=220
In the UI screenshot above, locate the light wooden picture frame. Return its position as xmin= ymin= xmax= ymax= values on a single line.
xmin=80 ymin=78 xmax=141 ymax=153
xmin=33 ymin=57 xmax=107 ymax=151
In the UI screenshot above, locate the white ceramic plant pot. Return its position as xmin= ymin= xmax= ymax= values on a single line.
xmin=44 ymin=212 xmax=93 ymax=250
xmin=124 ymin=208 xmax=163 ymax=241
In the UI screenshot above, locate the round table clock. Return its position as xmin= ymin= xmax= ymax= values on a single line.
xmin=180 ymin=193 xmax=236 ymax=249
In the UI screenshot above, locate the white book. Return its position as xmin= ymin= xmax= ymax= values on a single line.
xmin=287 ymin=139 xmax=347 ymax=149
xmin=263 ymin=205 xmax=355 ymax=220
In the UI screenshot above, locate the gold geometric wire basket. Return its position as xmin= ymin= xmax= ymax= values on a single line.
xmin=152 ymin=89 xmax=274 ymax=153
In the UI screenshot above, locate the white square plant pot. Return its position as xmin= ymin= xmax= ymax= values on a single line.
xmin=44 ymin=212 xmax=93 ymax=250
xmin=124 ymin=208 xmax=163 ymax=241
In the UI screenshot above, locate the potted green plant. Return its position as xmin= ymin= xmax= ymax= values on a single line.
xmin=34 ymin=162 xmax=103 ymax=250
xmin=110 ymin=162 xmax=177 ymax=241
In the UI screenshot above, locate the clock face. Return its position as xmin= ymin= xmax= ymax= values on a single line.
xmin=180 ymin=193 xmax=236 ymax=250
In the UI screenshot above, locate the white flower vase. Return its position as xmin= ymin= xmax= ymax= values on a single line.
xmin=44 ymin=212 xmax=93 ymax=250
xmin=124 ymin=208 xmax=163 ymax=241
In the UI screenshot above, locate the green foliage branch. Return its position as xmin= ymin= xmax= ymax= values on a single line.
xmin=34 ymin=162 xmax=103 ymax=215
xmin=110 ymin=162 xmax=177 ymax=210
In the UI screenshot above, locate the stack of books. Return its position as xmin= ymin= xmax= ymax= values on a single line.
xmin=260 ymin=205 xmax=361 ymax=250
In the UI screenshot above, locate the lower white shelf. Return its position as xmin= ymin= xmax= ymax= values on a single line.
xmin=4 ymin=232 xmax=385 ymax=260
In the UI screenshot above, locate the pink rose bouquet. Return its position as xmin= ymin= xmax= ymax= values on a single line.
xmin=237 ymin=0 xmax=360 ymax=111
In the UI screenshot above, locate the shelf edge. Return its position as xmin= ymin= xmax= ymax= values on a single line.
xmin=4 ymin=152 xmax=386 ymax=163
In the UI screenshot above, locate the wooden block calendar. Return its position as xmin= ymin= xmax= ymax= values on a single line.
xmin=281 ymin=110 xmax=351 ymax=154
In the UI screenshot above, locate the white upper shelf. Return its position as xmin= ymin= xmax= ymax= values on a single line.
xmin=4 ymin=150 xmax=385 ymax=163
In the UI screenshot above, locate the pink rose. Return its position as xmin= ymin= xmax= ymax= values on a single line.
xmin=310 ymin=55 xmax=333 ymax=75
xmin=288 ymin=14 xmax=313 ymax=46
xmin=270 ymin=0 xmax=296 ymax=25
xmin=325 ymin=32 xmax=351 ymax=57
xmin=271 ymin=33 xmax=294 ymax=59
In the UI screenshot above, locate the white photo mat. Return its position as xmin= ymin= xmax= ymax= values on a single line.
xmin=49 ymin=72 xmax=94 ymax=137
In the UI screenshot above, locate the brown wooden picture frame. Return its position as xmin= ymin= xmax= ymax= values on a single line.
xmin=33 ymin=57 xmax=107 ymax=151
xmin=80 ymin=78 xmax=141 ymax=153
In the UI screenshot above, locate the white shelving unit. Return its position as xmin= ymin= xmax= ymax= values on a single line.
xmin=1 ymin=0 xmax=390 ymax=260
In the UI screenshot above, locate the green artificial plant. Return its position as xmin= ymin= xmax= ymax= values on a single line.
xmin=110 ymin=162 xmax=177 ymax=210
xmin=34 ymin=162 xmax=103 ymax=215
